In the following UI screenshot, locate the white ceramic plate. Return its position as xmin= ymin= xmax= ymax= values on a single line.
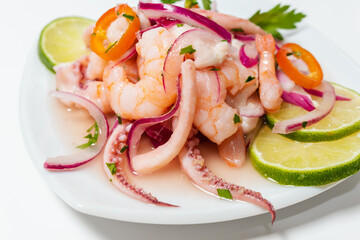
xmin=19 ymin=0 xmax=360 ymax=225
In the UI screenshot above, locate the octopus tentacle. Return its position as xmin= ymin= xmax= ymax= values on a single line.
xmin=178 ymin=132 xmax=276 ymax=223
xmin=104 ymin=123 xmax=177 ymax=207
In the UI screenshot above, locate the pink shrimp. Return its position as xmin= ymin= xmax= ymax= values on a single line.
xmin=255 ymin=34 xmax=283 ymax=113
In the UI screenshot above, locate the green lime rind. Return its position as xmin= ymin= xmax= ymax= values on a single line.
xmin=250 ymin=146 xmax=360 ymax=186
xmin=38 ymin=16 xmax=94 ymax=73
xmin=266 ymin=114 xmax=360 ymax=142
xmin=266 ymin=83 xmax=360 ymax=142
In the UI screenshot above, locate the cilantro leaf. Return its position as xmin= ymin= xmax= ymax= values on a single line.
xmin=185 ymin=0 xmax=198 ymax=8
xmin=180 ymin=45 xmax=196 ymax=55
xmin=217 ymin=189 xmax=233 ymax=199
xmin=161 ymin=0 xmax=182 ymax=4
xmin=202 ymin=0 xmax=212 ymax=10
xmin=249 ymin=4 xmax=306 ymax=40
xmin=76 ymin=122 xmax=99 ymax=149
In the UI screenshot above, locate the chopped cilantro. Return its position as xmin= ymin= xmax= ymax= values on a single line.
xmin=287 ymin=51 xmax=301 ymax=57
xmin=185 ymin=0 xmax=198 ymax=8
xmin=180 ymin=45 xmax=196 ymax=55
xmin=210 ymin=67 xmax=220 ymax=71
xmin=76 ymin=122 xmax=99 ymax=149
xmin=117 ymin=115 xmax=122 ymax=124
xmin=249 ymin=4 xmax=306 ymax=40
xmin=161 ymin=0 xmax=182 ymax=3
xmin=233 ymin=113 xmax=241 ymax=124
xmin=106 ymin=163 xmax=117 ymax=175
xmin=245 ymin=76 xmax=255 ymax=83
xmin=177 ymin=23 xmax=184 ymax=27
xmin=202 ymin=0 xmax=212 ymax=10
xmin=217 ymin=189 xmax=233 ymax=199
xmin=302 ymin=121 xmax=308 ymax=128
xmin=105 ymin=41 xmax=118 ymax=54
xmin=91 ymin=33 xmax=96 ymax=36
xmin=231 ymin=28 xmax=244 ymax=33
xmin=221 ymin=39 xmax=228 ymax=42
xmin=120 ymin=145 xmax=129 ymax=153
xmin=122 ymin=14 xmax=134 ymax=21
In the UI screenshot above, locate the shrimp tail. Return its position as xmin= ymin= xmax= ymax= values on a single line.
xmin=255 ymin=34 xmax=275 ymax=53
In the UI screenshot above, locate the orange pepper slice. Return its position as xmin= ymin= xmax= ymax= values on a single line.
xmin=90 ymin=4 xmax=140 ymax=61
xmin=276 ymin=43 xmax=323 ymax=89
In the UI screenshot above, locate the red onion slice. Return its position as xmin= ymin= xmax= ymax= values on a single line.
xmin=128 ymin=60 xmax=197 ymax=174
xmin=44 ymin=91 xmax=109 ymax=170
xmin=151 ymin=17 xmax=182 ymax=28
xmin=277 ymin=70 xmax=315 ymax=111
xmin=137 ymin=24 xmax=161 ymax=39
xmin=304 ymin=88 xmax=351 ymax=101
xmin=281 ymin=91 xmax=316 ymax=111
xmin=111 ymin=46 xmax=137 ymax=68
xmin=138 ymin=2 xmax=232 ymax=42
xmin=272 ymin=80 xmax=336 ymax=134
xmin=145 ymin=123 xmax=173 ymax=148
xmin=234 ymin=34 xmax=255 ymax=41
xmin=239 ymin=43 xmax=259 ymax=68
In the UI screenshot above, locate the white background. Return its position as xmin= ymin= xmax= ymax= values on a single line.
xmin=1 ymin=0 xmax=360 ymax=239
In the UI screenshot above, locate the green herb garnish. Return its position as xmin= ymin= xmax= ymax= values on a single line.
xmin=117 ymin=115 xmax=122 ymax=124
xmin=77 ymin=122 xmax=99 ymax=149
xmin=210 ymin=67 xmax=220 ymax=71
xmin=287 ymin=51 xmax=301 ymax=57
xmin=302 ymin=121 xmax=308 ymax=128
xmin=122 ymin=14 xmax=134 ymax=21
xmin=249 ymin=4 xmax=306 ymax=40
xmin=180 ymin=45 xmax=196 ymax=55
xmin=221 ymin=39 xmax=228 ymax=42
xmin=245 ymin=76 xmax=255 ymax=83
xmin=202 ymin=0 xmax=212 ymax=10
xmin=161 ymin=0 xmax=182 ymax=4
xmin=177 ymin=23 xmax=184 ymax=27
xmin=217 ymin=189 xmax=233 ymax=199
xmin=105 ymin=41 xmax=118 ymax=54
xmin=231 ymin=28 xmax=244 ymax=33
xmin=106 ymin=163 xmax=117 ymax=175
xmin=233 ymin=113 xmax=241 ymax=124
xmin=185 ymin=0 xmax=198 ymax=8
xmin=120 ymin=145 xmax=129 ymax=153
xmin=117 ymin=11 xmax=119 ymax=15
xmin=91 ymin=33 xmax=96 ymax=36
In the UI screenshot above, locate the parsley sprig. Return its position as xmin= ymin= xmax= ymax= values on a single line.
xmin=77 ymin=122 xmax=99 ymax=149
xmin=249 ymin=4 xmax=306 ymax=40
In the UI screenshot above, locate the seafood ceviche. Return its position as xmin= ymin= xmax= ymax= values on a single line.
xmin=41 ymin=1 xmax=360 ymax=223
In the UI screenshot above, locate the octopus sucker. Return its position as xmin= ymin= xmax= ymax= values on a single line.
xmin=103 ymin=123 xmax=177 ymax=207
xmin=178 ymin=133 xmax=276 ymax=223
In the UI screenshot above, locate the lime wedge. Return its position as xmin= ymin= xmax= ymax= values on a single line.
xmin=249 ymin=126 xmax=360 ymax=186
xmin=266 ymin=83 xmax=360 ymax=142
xmin=38 ymin=16 xmax=94 ymax=72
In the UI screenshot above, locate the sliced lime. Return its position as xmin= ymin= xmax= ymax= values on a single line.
xmin=250 ymin=126 xmax=360 ymax=186
xmin=38 ymin=16 xmax=94 ymax=72
xmin=266 ymin=83 xmax=360 ymax=142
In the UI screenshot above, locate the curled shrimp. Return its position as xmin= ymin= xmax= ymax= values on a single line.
xmin=193 ymin=69 xmax=239 ymax=144
xmin=255 ymin=34 xmax=283 ymax=112
xmin=103 ymin=27 xmax=177 ymax=120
